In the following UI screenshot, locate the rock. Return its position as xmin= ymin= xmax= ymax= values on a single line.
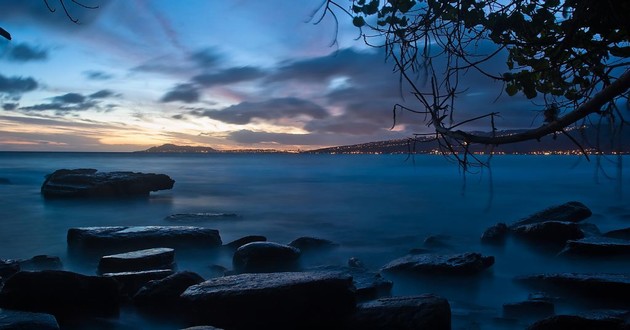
xmin=98 ymin=248 xmax=175 ymax=274
xmin=423 ymin=235 xmax=451 ymax=248
xmin=560 ymin=237 xmax=630 ymax=256
xmin=348 ymin=257 xmax=365 ymax=269
xmin=181 ymin=326 xmax=224 ymax=330
xmin=502 ymin=299 xmax=555 ymax=319
xmin=0 ymin=270 xmax=119 ymax=319
xmin=41 ymin=168 xmax=174 ymax=198
xmin=346 ymin=294 xmax=451 ymax=330
xmin=67 ymin=226 xmax=222 ymax=252
xmin=207 ymin=265 xmax=228 ymax=278
xmin=180 ymin=271 xmax=356 ymax=329
xmin=527 ymin=312 xmax=629 ymax=330
xmin=351 ymin=270 xmax=393 ymax=301
xmin=0 ymin=260 xmax=19 ymax=279
xmin=288 ymin=236 xmax=339 ymax=252
xmin=511 ymin=221 xmax=584 ymax=244
xmin=515 ymin=273 xmax=630 ymax=303
xmin=165 ymin=213 xmax=238 ymax=222
xmin=18 ymin=255 xmax=62 ymax=271
xmin=510 ymin=201 xmax=592 ymax=228
xmin=223 ymin=235 xmax=266 ymax=250
xmin=381 ymin=252 xmax=495 ymax=275
xmin=480 ymin=223 xmax=509 ymax=244
xmin=232 ymin=242 xmax=301 ymax=273
xmin=604 ymin=227 xmax=630 ymax=240
xmin=133 ymin=271 xmax=204 ymax=307
xmin=0 ymin=309 xmax=60 ymax=330
xmin=103 ymin=269 xmax=174 ymax=298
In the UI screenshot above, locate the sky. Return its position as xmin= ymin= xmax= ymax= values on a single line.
xmin=0 ymin=0 xmax=536 ymax=152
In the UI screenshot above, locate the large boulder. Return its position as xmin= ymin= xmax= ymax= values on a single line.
xmin=41 ymin=168 xmax=174 ymax=198
xmin=0 ymin=270 xmax=119 ymax=319
xmin=381 ymin=252 xmax=494 ymax=275
xmin=133 ymin=271 xmax=204 ymax=307
xmin=223 ymin=235 xmax=267 ymax=250
xmin=510 ymin=201 xmax=592 ymax=228
xmin=0 ymin=309 xmax=60 ymax=330
xmin=480 ymin=223 xmax=509 ymax=244
xmin=180 ymin=271 xmax=356 ymax=329
xmin=98 ymin=248 xmax=175 ymax=274
xmin=345 ymin=294 xmax=451 ymax=330
xmin=232 ymin=242 xmax=301 ymax=273
xmin=511 ymin=221 xmax=584 ymax=245
xmin=515 ymin=273 xmax=630 ymax=304
xmin=559 ymin=237 xmax=630 ymax=256
xmin=18 ymin=255 xmax=63 ymax=271
xmin=67 ymin=226 xmax=222 ymax=252
xmin=103 ymin=269 xmax=174 ymax=298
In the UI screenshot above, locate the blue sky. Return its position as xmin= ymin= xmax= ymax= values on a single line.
xmin=0 ymin=0 xmax=534 ymax=151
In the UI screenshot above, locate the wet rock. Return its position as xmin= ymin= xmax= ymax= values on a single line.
xmin=480 ymin=223 xmax=509 ymax=245
xmin=515 ymin=273 xmax=630 ymax=303
xmin=223 ymin=235 xmax=266 ymax=250
xmin=502 ymin=299 xmax=554 ymax=319
xmin=288 ymin=236 xmax=339 ymax=252
xmin=579 ymin=222 xmax=602 ymax=236
xmin=560 ymin=237 xmax=630 ymax=256
xmin=180 ymin=271 xmax=356 ymax=329
xmin=346 ymin=294 xmax=451 ymax=330
xmin=0 ymin=270 xmax=119 ymax=319
xmin=133 ymin=271 xmax=204 ymax=307
xmin=423 ymin=235 xmax=452 ymax=249
xmin=351 ymin=271 xmax=393 ymax=301
xmin=510 ymin=201 xmax=592 ymax=228
xmin=348 ymin=257 xmax=365 ymax=269
xmin=98 ymin=248 xmax=175 ymax=274
xmin=381 ymin=252 xmax=495 ymax=275
xmin=18 ymin=255 xmax=62 ymax=271
xmin=103 ymin=269 xmax=174 ymax=298
xmin=527 ymin=311 xmax=629 ymax=330
xmin=41 ymin=168 xmax=174 ymax=198
xmin=0 ymin=309 xmax=60 ymax=330
xmin=0 ymin=260 xmax=19 ymax=279
xmin=165 ymin=213 xmax=238 ymax=222
xmin=181 ymin=327 xmax=224 ymax=330
xmin=232 ymin=242 xmax=301 ymax=273
xmin=511 ymin=221 xmax=584 ymax=244
xmin=67 ymin=226 xmax=222 ymax=252
xmin=604 ymin=227 xmax=630 ymax=240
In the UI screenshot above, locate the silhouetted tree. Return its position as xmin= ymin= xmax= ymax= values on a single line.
xmin=318 ymin=0 xmax=630 ymax=168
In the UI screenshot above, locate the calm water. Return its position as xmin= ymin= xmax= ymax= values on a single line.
xmin=0 ymin=152 xmax=628 ymax=329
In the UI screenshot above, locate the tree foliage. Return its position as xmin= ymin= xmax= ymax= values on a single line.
xmin=320 ymin=0 xmax=630 ymax=167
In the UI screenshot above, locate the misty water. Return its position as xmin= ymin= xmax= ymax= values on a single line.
xmin=0 ymin=152 xmax=628 ymax=329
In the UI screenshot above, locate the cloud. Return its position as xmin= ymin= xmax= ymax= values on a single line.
xmin=19 ymin=89 xmax=116 ymax=113
xmin=0 ymin=74 xmax=38 ymax=94
xmin=3 ymin=42 xmax=48 ymax=62
xmin=160 ymin=83 xmax=200 ymax=103
xmin=189 ymin=48 xmax=222 ymax=69
xmin=89 ymin=89 xmax=115 ymax=99
xmin=53 ymin=93 xmax=85 ymax=104
xmin=83 ymin=70 xmax=113 ymax=80
xmin=192 ymin=66 xmax=266 ymax=87
xmin=2 ymin=103 xmax=18 ymax=110
xmin=199 ymin=97 xmax=329 ymax=125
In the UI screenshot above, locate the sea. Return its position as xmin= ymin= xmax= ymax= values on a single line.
xmin=0 ymin=152 xmax=628 ymax=329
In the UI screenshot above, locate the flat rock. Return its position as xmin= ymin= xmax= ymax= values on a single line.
xmin=133 ymin=271 xmax=204 ymax=307
xmin=232 ymin=242 xmax=301 ymax=273
xmin=527 ymin=312 xmax=629 ymax=330
xmin=351 ymin=271 xmax=393 ymax=301
xmin=223 ymin=235 xmax=267 ymax=250
xmin=0 ymin=270 xmax=119 ymax=319
xmin=98 ymin=248 xmax=175 ymax=274
xmin=512 ymin=221 xmax=584 ymax=244
xmin=381 ymin=252 xmax=495 ymax=275
xmin=560 ymin=237 xmax=630 ymax=256
xmin=480 ymin=223 xmax=509 ymax=244
xmin=515 ymin=273 xmax=630 ymax=303
xmin=510 ymin=201 xmax=592 ymax=228
xmin=165 ymin=213 xmax=238 ymax=222
xmin=103 ymin=269 xmax=174 ymax=298
xmin=67 ymin=226 xmax=222 ymax=252
xmin=502 ymin=299 xmax=555 ymax=319
xmin=604 ymin=227 xmax=630 ymax=240
xmin=180 ymin=271 xmax=356 ymax=329
xmin=0 ymin=309 xmax=60 ymax=330
xmin=41 ymin=168 xmax=174 ymax=198
xmin=18 ymin=255 xmax=62 ymax=271
xmin=288 ymin=237 xmax=339 ymax=252
xmin=346 ymin=294 xmax=451 ymax=330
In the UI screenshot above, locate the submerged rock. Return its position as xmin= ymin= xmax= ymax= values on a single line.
xmin=18 ymin=255 xmax=63 ymax=271
xmin=346 ymin=294 xmax=451 ymax=330
xmin=165 ymin=213 xmax=238 ymax=222
xmin=381 ymin=252 xmax=495 ymax=275
xmin=560 ymin=237 xmax=630 ymax=256
xmin=98 ymin=248 xmax=175 ymax=274
xmin=232 ymin=242 xmax=301 ymax=273
xmin=133 ymin=271 xmax=204 ymax=307
xmin=527 ymin=311 xmax=630 ymax=330
xmin=515 ymin=273 xmax=630 ymax=303
xmin=351 ymin=270 xmax=393 ymax=301
xmin=103 ymin=269 xmax=174 ymax=298
xmin=510 ymin=201 xmax=592 ymax=228
xmin=512 ymin=221 xmax=584 ymax=245
xmin=0 ymin=270 xmax=119 ymax=319
xmin=288 ymin=236 xmax=339 ymax=252
xmin=0 ymin=309 xmax=60 ymax=330
xmin=180 ymin=271 xmax=356 ymax=329
xmin=502 ymin=299 xmax=555 ymax=320
xmin=0 ymin=178 xmax=10 ymax=185
xmin=223 ymin=235 xmax=267 ymax=250
xmin=603 ymin=227 xmax=630 ymax=240
xmin=41 ymin=168 xmax=174 ymax=198
xmin=480 ymin=223 xmax=509 ymax=244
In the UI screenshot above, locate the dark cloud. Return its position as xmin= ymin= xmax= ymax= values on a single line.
xmin=2 ymin=103 xmax=18 ymax=110
xmin=192 ymin=66 xmax=266 ymax=87
xmin=160 ymin=83 xmax=200 ymax=103
xmin=83 ymin=70 xmax=113 ymax=80
xmin=0 ymin=74 xmax=38 ymax=94
xmin=53 ymin=93 xmax=85 ymax=104
xmin=189 ymin=48 xmax=222 ymax=68
xmin=19 ymin=89 xmax=116 ymax=113
xmin=21 ymin=100 xmax=97 ymax=112
xmin=226 ymin=129 xmax=402 ymax=147
xmin=199 ymin=97 xmax=329 ymax=125
xmin=4 ymin=42 xmax=48 ymax=62
xmin=89 ymin=89 xmax=114 ymax=99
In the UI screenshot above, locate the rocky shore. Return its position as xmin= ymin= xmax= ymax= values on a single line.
xmin=0 ymin=199 xmax=629 ymax=329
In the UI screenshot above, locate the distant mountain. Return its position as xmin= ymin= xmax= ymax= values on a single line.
xmin=136 ymin=144 xmax=217 ymax=153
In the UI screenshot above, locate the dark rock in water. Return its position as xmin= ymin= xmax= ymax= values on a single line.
xmin=381 ymin=252 xmax=495 ymax=275
xmin=0 ymin=260 xmax=20 ymax=279
xmin=165 ymin=213 xmax=238 ymax=222
xmin=480 ymin=223 xmax=509 ymax=244
xmin=133 ymin=271 xmax=204 ymax=307
xmin=232 ymin=242 xmax=301 ymax=273
xmin=0 ymin=178 xmax=10 ymax=185
xmin=351 ymin=270 xmax=393 ymax=301
xmin=0 ymin=270 xmax=119 ymax=319
xmin=502 ymin=299 xmax=555 ymax=319
xmin=223 ymin=235 xmax=266 ymax=250
xmin=0 ymin=309 xmax=60 ymax=330
xmin=98 ymin=248 xmax=175 ymax=274
xmin=348 ymin=257 xmax=365 ymax=269
xmin=511 ymin=221 xmax=584 ymax=245
xmin=18 ymin=255 xmax=63 ymax=271
xmin=180 ymin=271 xmax=356 ymax=329
xmin=510 ymin=201 xmax=592 ymax=228
xmin=346 ymin=294 xmax=451 ymax=330
xmin=560 ymin=237 xmax=630 ymax=256
xmin=604 ymin=227 xmax=630 ymax=240
xmin=527 ymin=311 xmax=629 ymax=330
xmin=579 ymin=222 xmax=602 ymax=236
xmin=41 ymin=168 xmax=174 ymax=198
xmin=423 ymin=235 xmax=451 ymax=249
xmin=515 ymin=273 xmax=630 ymax=303
xmin=288 ymin=236 xmax=339 ymax=252
xmin=67 ymin=226 xmax=222 ymax=252
xmin=103 ymin=269 xmax=174 ymax=298
xmin=181 ymin=327 xmax=224 ymax=330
